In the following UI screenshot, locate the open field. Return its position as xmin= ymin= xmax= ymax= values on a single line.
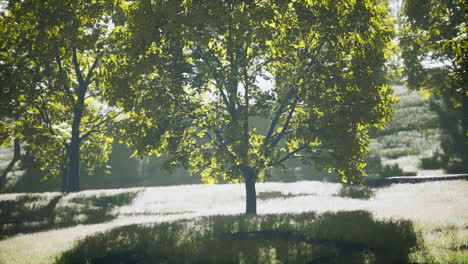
xmin=0 ymin=180 xmax=467 ymax=263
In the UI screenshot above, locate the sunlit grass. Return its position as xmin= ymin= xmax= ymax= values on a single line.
xmin=0 ymin=180 xmax=466 ymax=263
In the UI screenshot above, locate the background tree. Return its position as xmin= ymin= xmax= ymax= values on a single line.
xmin=105 ymin=0 xmax=395 ymax=214
xmin=0 ymin=0 xmax=120 ymax=192
xmin=400 ymin=0 xmax=467 ymax=172
xmin=0 ymin=23 xmax=24 ymax=187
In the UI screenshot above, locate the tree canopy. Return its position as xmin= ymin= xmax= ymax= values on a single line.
xmin=104 ymin=0 xmax=396 ymax=214
xmin=400 ymin=0 xmax=466 ymax=103
xmin=0 ymin=0 xmax=120 ymax=191
xmin=400 ymin=0 xmax=467 ymax=172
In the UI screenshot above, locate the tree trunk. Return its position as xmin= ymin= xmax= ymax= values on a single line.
xmin=61 ymin=166 xmax=68 ymax=193
xmin=242 ymin=165 xmax=257 ymax=215
xmin=13 ymin=138 xmax=21 ymax=160
xmin=0 ymin=138 xmax=21 ymax=190
xmin=67 ymin=100 xmax=83 ymax=192
xmin=461 ymin=96 xmax=468 ymax=165
xmin=66 ymin=88 xmax=85 ymax=193
xmin=67 ymin=138 xmax=80 ymax=192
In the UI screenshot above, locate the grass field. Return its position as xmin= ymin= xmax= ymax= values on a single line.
xmin=367 ymin=85 xmax=443 ymax=176
xmin=0 ymin=180 xmax=467 ymax=263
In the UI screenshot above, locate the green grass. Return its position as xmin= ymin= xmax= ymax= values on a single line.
xmin=0 ymin=180 xmax=466 ymax=264
xmin=411 ymin=223 xmax=468 ymax=264
xmin=56 ymin=211 xmax=417 ymax=264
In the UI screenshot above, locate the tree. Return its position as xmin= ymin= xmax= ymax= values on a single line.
xmin=105 ymin=0 xmax=395 ymax=214
xmin=0 ymin=0 xmax=120 ymax=192
xmin=400 ymin=0 xmax=467 ymax=172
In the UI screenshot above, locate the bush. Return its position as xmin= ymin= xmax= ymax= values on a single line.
xmin=365 ymin=154 xmax=416 ymax=178
xmin=420 ymin=151 xmax=447 ymax=170
xmin=56 ymin=211 xmax=419 ymax=264
xmin=335 ymin=185 xmax=374 ymax=200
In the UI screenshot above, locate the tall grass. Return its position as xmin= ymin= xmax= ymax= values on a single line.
xmin=56 ymin=211 xmax=418 ymax=264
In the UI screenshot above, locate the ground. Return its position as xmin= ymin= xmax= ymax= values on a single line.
xmin=0 ymin=180 xmax=467 ymax=263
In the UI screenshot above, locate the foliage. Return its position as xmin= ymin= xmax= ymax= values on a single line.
xmin=420 ymin=150 xmax=446 ymax=170
xmin=365 ymin=153 xmax=416 ymax=178
xmin=400 ymin=0 xmax=467 ymax=173
xmin=428 ymin=99 xmax=468 ymax=172
xmin=104 ymin=0 xmax=396 ymax=213
xmin=0 ymin=0 xmax=121 ymax=191
xmin=55 ymin=211 xmax=418 ymax=264
xmin=400 ymin=0 xmax=467 ymax=102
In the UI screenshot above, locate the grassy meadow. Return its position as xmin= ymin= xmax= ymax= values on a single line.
xmin=0 ymin=180 xmax=467 ymax=263
xmin=366 ymin=85 xmax=443 ymax=177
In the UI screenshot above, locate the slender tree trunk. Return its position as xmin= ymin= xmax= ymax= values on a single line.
xmin=242 ymin=165 xmax=257 ymax=215
xmin=64 ymin=48 xmax=94 ymax=193
xmin=67 ymin=101 xmax=84 ymax=192
xmin=68 ymin=138 xmax=80 ymax=192
xmin=0 ymin=138 xmax=21 ymax=190
xmin=461 ymin=96 xmax=468 ymax=165
xmin=66 ymin=84 xmax=85 ymax=192
xmin=13 ymin=138 xmax=20 ymax=160
xmin=61 ymin=166 xmax=68 ymax=193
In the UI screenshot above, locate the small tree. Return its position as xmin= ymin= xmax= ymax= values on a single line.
xmin=0 ymin=0 xmax=121 ymax=192
xmin=106 ymin=0 xmax=395 ymax=214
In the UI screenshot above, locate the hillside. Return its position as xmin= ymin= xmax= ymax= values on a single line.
xmin=366 ymin=85 xmax=444 ymax=177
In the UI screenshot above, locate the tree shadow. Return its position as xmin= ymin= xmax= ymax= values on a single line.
xmin=56 ymin=210 xmax=419 ymax=264
xmin=0 ymin=191 xmax=138 ymax=240
xmin=257 ymin=191 xmax=316 ymax=201
xmin=334 ymin=184 xmax=374 ymax=200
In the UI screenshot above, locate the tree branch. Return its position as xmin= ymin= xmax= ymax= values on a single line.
xmin=36 ymin=95 xmax=58 ymax=138
xmin=269 ymin=95 xmax=300 ymax=148
xmin=56 ymin=55 xmax=75 ymax=104
xmin=80 ymin=111 xmax=121 ymax=141
xmin=270 ymin=143 xmax=311 ymax=166
xmin=204 ymin=130 xmax=237 ymax=161
xmin=195 ymin=46 xmax=233 ymax=115
xmin=85 ymin=57 xmax=99 ymax=85
xmin=264 ymin=87 xmax=296 ymax=146
xmin=72 ymin=48 xmax=84 ymax=86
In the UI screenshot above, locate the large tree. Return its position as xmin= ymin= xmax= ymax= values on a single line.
xmin=0 ymin=0 xmax=120 ymax=192
xmin=400 ymin=0 xmax=467 ymax=172
xmin=105 ymin=0 xmax=395 ymax=214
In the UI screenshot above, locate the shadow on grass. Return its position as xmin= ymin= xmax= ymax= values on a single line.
xmin=334 ymin=184 xmax=375 ymax=200
xmin=257 ymin=191 xmax=316 ymax=201
xmin=0 ymin=191 xmax=138 ymax=240
xmin=56 ymin=210 xmax=419 ymax=264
